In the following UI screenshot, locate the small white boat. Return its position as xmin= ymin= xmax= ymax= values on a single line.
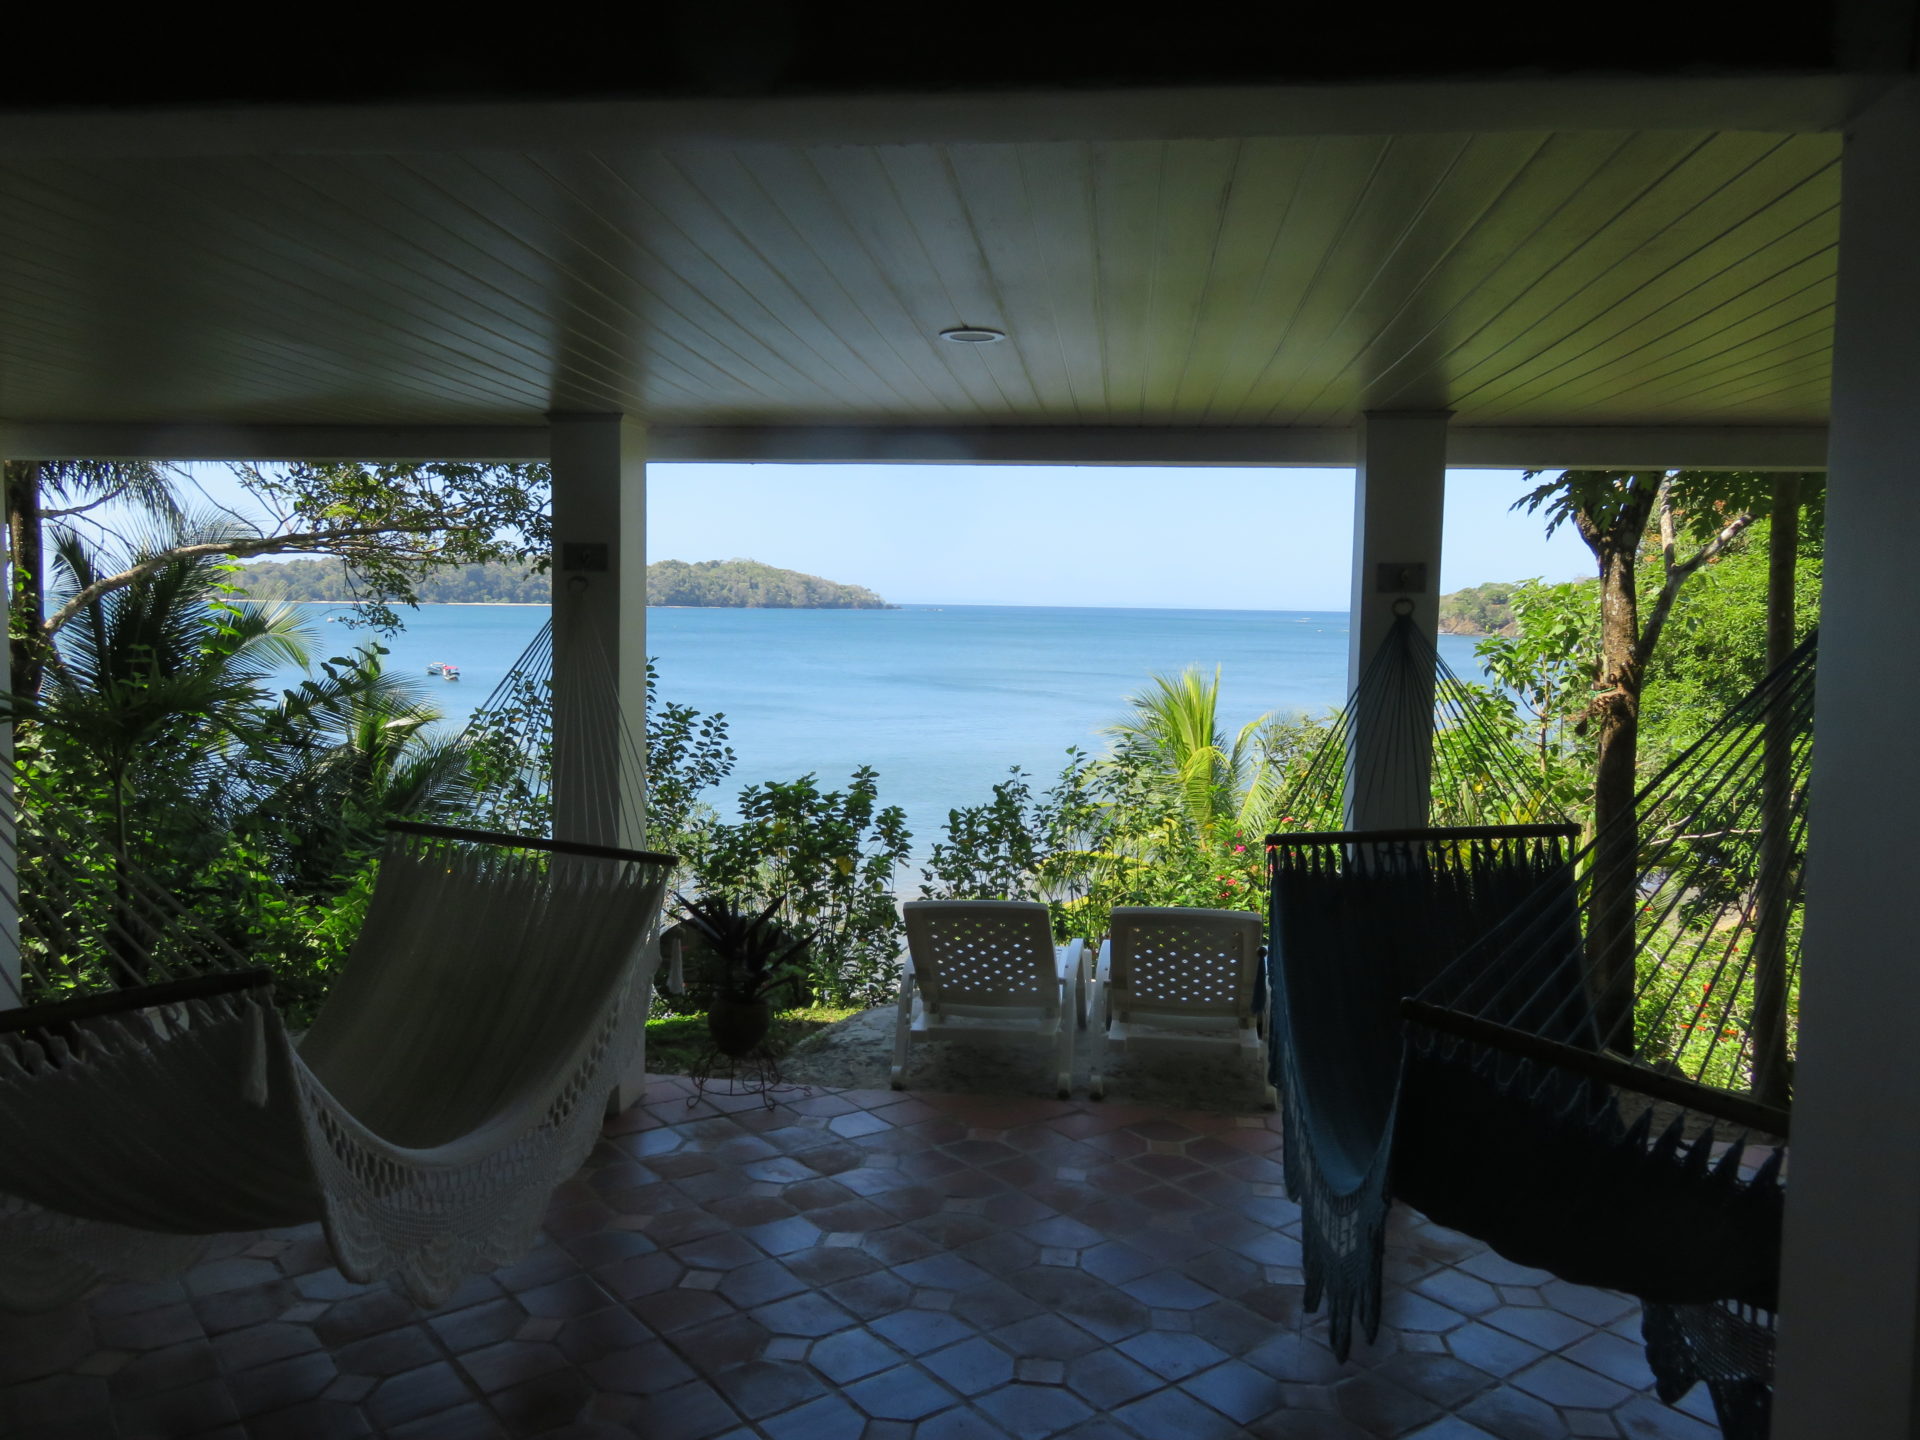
xmin=426 ymin=662 xmax=445 ymax=676
xmin=441 ymin=665 xmax=460 ymax=681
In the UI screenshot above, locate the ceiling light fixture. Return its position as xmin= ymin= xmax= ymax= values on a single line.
xmin=939 ymin=327 xmax=1007 ymax=344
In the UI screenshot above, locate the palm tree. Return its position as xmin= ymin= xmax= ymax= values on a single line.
xmin=20 ymin=519 xmax=325 ymax=984
xmin=32 ymin=520 xmax=316 ymax=865
xmin=252 ymin=645 xmax=475 ymax=892
xmin=16 ymin=517 xmax=480 ymax=990
xmin=1104 ymin=667 xmax=1279 ymax=846
xmin=7 ymin=459 xmax=183 ymax=698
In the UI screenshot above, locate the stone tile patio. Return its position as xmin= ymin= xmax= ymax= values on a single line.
xmin=0 ymin=1077 xmax=1723 ymax=1438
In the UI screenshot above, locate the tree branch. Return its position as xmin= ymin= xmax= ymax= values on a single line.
xmin=1633 ymin=508 xmax=1757 ymax=673
xmin=1656 ymin=476 xmax=1679 ymax=577
xmin=42 ymin=525 xmax=435 ymax=635
xmin=39 ymin=488 xmax=129 ymax=520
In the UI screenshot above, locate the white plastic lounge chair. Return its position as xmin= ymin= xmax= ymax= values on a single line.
xmin=1090 ymin=905 xmax=1277 ymax=1109
xmin=892 ymin=900 xmax=1087 ymax=1098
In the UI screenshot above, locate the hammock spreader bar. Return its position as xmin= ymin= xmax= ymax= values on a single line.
xmin=388 ymin=819 xmax=674 ymax=868
xmin=1401 ymin=998 xmax=1791 ymax=1139
xmin=1266 ymin=822 xmax=1581 ymax=848
xmin=0 ymin=968 xmax=276 ymax=1037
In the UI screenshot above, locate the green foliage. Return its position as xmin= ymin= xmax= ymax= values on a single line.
xmin=921 ymin=768 xmax=1058 ymax=904
xmin=1639 ymin=508 xmax=1823 ymax=768
xmin=1103 ymin=667 xmax=1279 ymax=846
xmin=1473 ymin=578 xmax=1601 ymax=817
xmin=10 ymin=521 xmax=484 ymax=1009
xmin=692 ymin=768 xmax=913 ymax=1008
xmin=646 ymin=670 xmax=736 ymax=846
xmin=1517 ymin=468 xmax=1779 ymax=550
xmin=923 ymin=676 xmax=1295 ymax=943
xmin=457 ymin=653 xmax=910 ymax=1015
xmin=227 ymin=461 xmax=552 ymax=631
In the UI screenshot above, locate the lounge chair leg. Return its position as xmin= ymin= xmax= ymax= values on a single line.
xmin=891 ymin=966 xmax=914 ymax=1091
xmin=1088 ymin=975 xmax=1107 ymax=1100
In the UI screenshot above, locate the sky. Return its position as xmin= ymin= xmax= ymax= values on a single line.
xmin=645 ymin=465 xmax=1591 ymax=609
xmin=186 ymin=462 xmax=1593 ymax=610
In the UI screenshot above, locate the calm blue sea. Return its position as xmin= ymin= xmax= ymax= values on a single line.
xmin=278 ymin=603 xmax=1487 ymax=848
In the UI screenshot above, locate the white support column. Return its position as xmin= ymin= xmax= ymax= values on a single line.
xmin=1775 ymin=80 xmax=1920 ymax=1440
xmin=548 ymin=415 xmax=652 ymax=1112
xmin=0 ymin=456 xmax=16 ymax=1012
xmin=1345 ymin=411 xmax=1449 ymax=831
xmin=548 ymin=414 xmax=648 ymax=850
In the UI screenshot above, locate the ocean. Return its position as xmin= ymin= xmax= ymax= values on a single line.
xmin=278 ymin=603 xmax=1488 ymax=848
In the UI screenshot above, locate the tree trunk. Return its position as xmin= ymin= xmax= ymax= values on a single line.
xmin=1748 ymin=475 xmax=1804 ymax=1107
xmin=1587 ymin=543 xmax=1644 ymax=1051
xmin=1573 ymin=475 xmax=1661 ymax=1054
xmin=5 ymin=461 xmax=46 ymax=700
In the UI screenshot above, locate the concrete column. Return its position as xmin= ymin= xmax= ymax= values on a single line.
xmin=1774 ymin=79 xmax=1920 ymax=1440
xmin=548 ymin=414 xmax=648 ymax=851
xmin=0 ymin=466 xmax=16 ymax=1010
xmin=1345 ymin=410 xmax=1449 ymax=831
xmin=549 ymin=414 xmax=652 ymax=1113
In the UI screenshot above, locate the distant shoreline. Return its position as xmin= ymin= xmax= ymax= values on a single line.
xmin=298 ymin=600 xmax=888 ymax=610
xmin=291 ymin=599 xmax=1364 ymax=616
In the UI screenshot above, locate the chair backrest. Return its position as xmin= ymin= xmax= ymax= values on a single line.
xmin=1107 ymin=906 xmax=1264 ymax=1022
xmin=903 ymin=900 xmax=1059 ymax=1015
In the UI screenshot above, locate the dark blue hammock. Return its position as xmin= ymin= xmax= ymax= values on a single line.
xmin=1266 ymin=618 xmax=1808 ymax=1439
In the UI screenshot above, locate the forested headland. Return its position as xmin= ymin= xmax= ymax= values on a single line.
xmin=1441 ymin=581 xmax=1527 ymax=635
xmin=231 ymin=557 xmax=892 ymax=609
xmin=647 ymin=559 xmax=891 ymax=609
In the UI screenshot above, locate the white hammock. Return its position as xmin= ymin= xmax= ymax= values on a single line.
xmin=0 ymin=825 xmax=670 ymax=1310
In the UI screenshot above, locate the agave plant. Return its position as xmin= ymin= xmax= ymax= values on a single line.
xmin=673 ymin=892 xmax=811 ymax=1006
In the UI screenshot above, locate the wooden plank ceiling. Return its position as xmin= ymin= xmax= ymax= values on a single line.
xmin=0 ymin=130 xmax=1839 ymax=430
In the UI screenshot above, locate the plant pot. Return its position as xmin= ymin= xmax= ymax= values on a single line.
xmin=708 ymin=995 xmax=772 ymax=1057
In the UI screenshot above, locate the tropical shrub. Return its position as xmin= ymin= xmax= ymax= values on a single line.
xmin=692 ymin=767 xmax=912 ymax=1009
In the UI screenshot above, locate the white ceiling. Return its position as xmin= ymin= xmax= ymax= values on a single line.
xmin=0 ymin=94 xmax=1842 ymax=439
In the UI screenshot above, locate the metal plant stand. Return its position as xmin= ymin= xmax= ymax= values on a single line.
xmin=686 ymin=1041 xmax=808 ymax=1110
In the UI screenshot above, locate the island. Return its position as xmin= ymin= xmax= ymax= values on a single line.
xmin=230 ymin=557 xmax=892 ymax=609
xmin=1438 ymin=581 xmax=1518 ymax=636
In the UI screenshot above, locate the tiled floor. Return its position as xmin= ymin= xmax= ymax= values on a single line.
xmin=0 ymin=1077 xmax=1724 ymax=1439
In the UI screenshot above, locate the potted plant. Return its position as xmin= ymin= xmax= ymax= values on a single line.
xmin=674 ymin=892 xmax=811 ymax=1057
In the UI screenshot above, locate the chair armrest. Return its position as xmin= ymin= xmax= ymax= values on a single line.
xmin=1060 ymin=938 xmax=1087 ymax=1026
xmin=656 ymin=931 xmax=686 ymax=997
xmin=1054 ymin=937 xmax=1086 ymax=980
